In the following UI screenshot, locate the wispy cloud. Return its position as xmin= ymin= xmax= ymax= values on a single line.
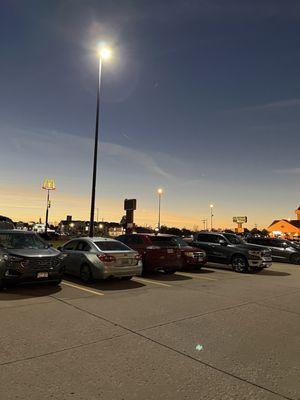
xmin=239 ymin=98 xmax=300 ymax=112
xmin=274 ymin=167 xmax=300 ymax=175
xmin=0 ymin=127 xmax=174 ymax=180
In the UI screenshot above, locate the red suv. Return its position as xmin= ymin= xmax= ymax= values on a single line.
xmin=117 ymin=233 xmax=182 ymax=274
xmin=154 ymin=234 xmax=207 ymax=270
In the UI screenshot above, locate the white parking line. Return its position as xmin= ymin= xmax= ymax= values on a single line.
xmin=62 ymin=281 xmax=104 ymax=296
xmin=133 ymin=277 xmax=171 ymax=287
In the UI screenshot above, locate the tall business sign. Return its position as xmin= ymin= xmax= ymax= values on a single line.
xmin=124 ymin=199 xmax=137 ymax=234
xmin=42 ymin=178 xmax=56 ymax=233
xmin=233 ymin=216 xmax=247 ymax=233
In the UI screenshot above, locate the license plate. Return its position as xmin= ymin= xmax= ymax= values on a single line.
xmin=37 ymin=272 xmax=48 ymax=278
xmin=167 ymin=249 xmax=174 ymax=254
xmin=121 ymin=259 xmax=132 ymax=266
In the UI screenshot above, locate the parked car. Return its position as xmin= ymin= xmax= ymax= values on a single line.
xmin=145 ymin=234 xmax=206 ymax=270
xmin=191 ymin=232 xmax=272 ymax=272
xmin=0 ymin=215 xmax=14 ymax=230
xmin=246 ymin=237 xmax=300 ymax=264
xmin=116 ymin=233 xmax=182 ymax=274
xmin=58 ymin=237 xmax=142 ymax=282
xmin=0 ymin=230 xmax=64 ymax=289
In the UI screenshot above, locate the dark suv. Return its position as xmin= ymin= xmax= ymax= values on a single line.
xmin=191 ymin=232 xmax=272 ymax=273
xmin=0 ymin=230 xmax=65 ymax=289
xmin=246 ymin=237 xmax=300 ymax=264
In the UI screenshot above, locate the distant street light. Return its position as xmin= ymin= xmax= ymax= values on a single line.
xmin=210 ymin=204 xmax=214 ymax=231
xmin=89 ymin=45 xmax=112 ymax=238
xmin=157 ymin=188 xmax=163 ymax=231
xmin=42 ymin=179 xmax=56 ymax=234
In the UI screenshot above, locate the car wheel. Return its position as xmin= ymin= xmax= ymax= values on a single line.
xmin=232 ymin=255 xmax=249 ymax=273
xmin=48 ymin=279 xmax=62 ymax=286
xmin=164 ymin=269 xmax=176 ymax=274
xmin=290 ymin=254 xmax=300 ymax=264
xmin=121 ymin=276 xmax=133 ymax=281
xmin=80 ymin=264 xmax=93 ymax=283
xmin=0 ymin=279 xmax=4 ymax=291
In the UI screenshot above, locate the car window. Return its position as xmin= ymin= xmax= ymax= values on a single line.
xmin=76 ymin=241 xmax=91 ymax=251
xmin=197 ymin=234 xmax=223 ymax=243
xmin=248 ymin=238 xmax=269 ymax=246
xmin=0 ymin=232 xmax=48 ymax=249
xmin=63 ymin=240 xmax=79 ymax=250
xmin=150 ymin=236 xmax=177 ymax=247
xmin=270 ymin=240 xmax=286 ymax=248
xmin=119 ymin=235 xmax=144 ymax=245
xmin=197 ymin=234 xmax=213 ymax=242
xmin=223 ymin=234 xmax=244 ymax=244
xmin=95 ymin=241 xmax=132 ymax=251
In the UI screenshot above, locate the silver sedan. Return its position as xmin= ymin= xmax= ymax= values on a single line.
xmin=58 ymin=237 xmax=142 ymax=282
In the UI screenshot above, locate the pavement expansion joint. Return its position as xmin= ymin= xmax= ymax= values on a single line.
xmin=47 ymin=294 xmax=294 ymax=400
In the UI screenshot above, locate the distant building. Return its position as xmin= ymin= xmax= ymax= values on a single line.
xmin=268 ymin=206 xmax=300 ymax=239
xmin=58 ymin=216 xmax=124 ymax=237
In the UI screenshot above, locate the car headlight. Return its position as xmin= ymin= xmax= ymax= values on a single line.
xmin=3 ymin=254 xmax=24 ymax=263
xmin=185 ymin=252 xmax=195 ymax=257
xmin=248 ymin=250 xmax=261 ymax=257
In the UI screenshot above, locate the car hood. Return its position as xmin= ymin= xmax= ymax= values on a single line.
xmin=235 ymin=243 xmax=269 ymax=252
xmin=180 ymin=245 xmax=205 ymax=252
xmin=6 ymin=248 xmax=60 ymax=258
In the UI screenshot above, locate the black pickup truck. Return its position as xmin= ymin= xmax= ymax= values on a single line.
xmin=189 ymin=232 xmax=272 ymax=273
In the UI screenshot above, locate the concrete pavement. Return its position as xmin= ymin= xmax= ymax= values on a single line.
xmin=0 ymin=263 xmax=299 ymax=400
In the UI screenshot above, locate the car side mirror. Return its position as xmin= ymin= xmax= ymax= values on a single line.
xmin=219 ymin=240 xmax=228 ymax=246
xmin=57 ymin=246 xmax=62 ymax=251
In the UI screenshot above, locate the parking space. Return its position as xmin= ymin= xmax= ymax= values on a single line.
xmin=1 ymin=262 xmax=300 ymax=400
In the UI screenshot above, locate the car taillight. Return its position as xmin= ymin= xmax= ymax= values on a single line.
xmin=97 ymin=254 xmax=116 ymax=263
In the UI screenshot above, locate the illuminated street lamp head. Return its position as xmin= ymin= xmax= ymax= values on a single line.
xmin=98 ymin=46 xmax=112 ymax=60
xmin=210 ymin=204 xmax=214 ymax=208
xmin=157 ymin=188 xmax=163 ymax=195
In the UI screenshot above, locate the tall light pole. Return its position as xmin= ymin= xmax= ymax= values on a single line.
xmin=210 ymin=204 xmax=214 ymax=231
xmin=89 ymin=46 xmax=111 ymax=237
xmin=157 ymin=188 xmax=163 ymax=231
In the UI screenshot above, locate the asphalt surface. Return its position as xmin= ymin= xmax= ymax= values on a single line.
xmin=1 ymin=262 xmax=299 ymax=400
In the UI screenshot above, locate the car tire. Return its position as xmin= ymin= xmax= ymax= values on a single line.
xmin=164 ymin=269 xmax=176 ymax=274
xmin=232 ymin=255 xmax=249 ymax=273
xmin=121 ymin=276 xmax=133 ymax=281
xmin=0 ymin=279 xmax=4 ymax=291
xmin=48 ymin=279 xmax=62 ymax=286
xmin=290 ymin=254 xmax=300 ymax=264
xmin=80 ymin=264 xmax=93 ymax=283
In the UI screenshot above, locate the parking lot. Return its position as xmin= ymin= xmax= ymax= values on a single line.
xmin=1 ymin=262 xmax=299 ymax=400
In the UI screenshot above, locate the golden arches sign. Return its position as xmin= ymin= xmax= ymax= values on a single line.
xmin=42 ymin=179 xmax=56 ymax=190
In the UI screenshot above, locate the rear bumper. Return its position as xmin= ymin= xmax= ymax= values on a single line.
xmin=98 ymin=265 xmax=142 ymax=279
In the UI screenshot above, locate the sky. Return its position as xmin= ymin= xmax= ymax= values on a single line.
xmin=1 ymin=0 xmax=300 ymax=229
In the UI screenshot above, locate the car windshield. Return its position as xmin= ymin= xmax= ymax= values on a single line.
xmin=149 ymin=236 xmax=187 ymax=247
xmin=286 ymin=240 xmax=300 ymax=249
xmin=95 ymin=241 xmax=131 ymax=251
xmin=0 ymin=233 xmax=49 ymax=249
xmin=223 ymin=234 xmax=244 ymax=244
